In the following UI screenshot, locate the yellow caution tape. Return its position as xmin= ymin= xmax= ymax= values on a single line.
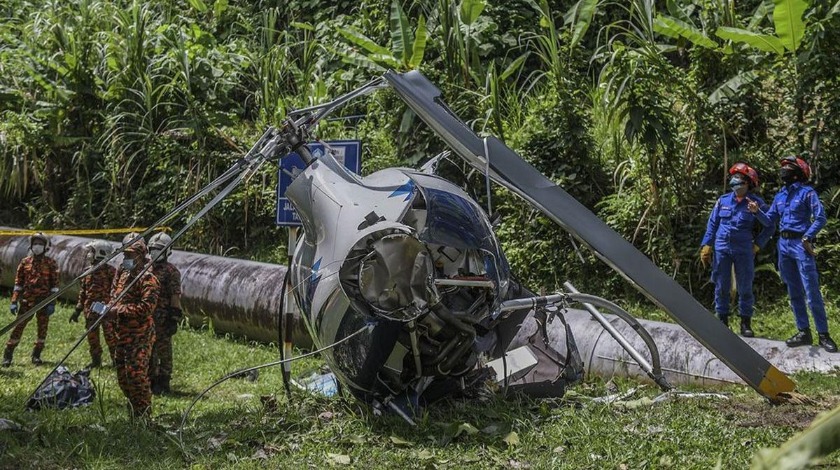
xmin=0 ymin=227 xmax=172 ymax=237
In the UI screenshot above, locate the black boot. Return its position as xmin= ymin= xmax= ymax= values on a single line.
xmin=2 ymin=347 xmax=13 ymax=367
xmin=740 ymin=316 xmax=754 ymax=338
xmin=151 ymin=375 xmax=162 ymax=396
xmin=818 ymin=333 xmax=838 ymax=353
xmin=785 ymin=329 xmax=813 ymax=347
xmin=159 ymin=375 xmax=171 ymax=395
xmin=717 ymin=314 xmax=730 ymax=327
xmin=31 ymin=348 xmax=43 ymax=365
xmin=87 ymin=355 xmax=102 ymax=369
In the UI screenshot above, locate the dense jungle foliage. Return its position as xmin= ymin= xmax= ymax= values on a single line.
xmin=2 ymin=0 xmax=840 ymax=307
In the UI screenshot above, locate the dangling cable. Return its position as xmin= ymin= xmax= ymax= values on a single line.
xmin=483 ymin=137 xmax=493 ymax=217
xmin=177 ymin=324 xmax=372 ymax=444
xmin=24 ymin=157 xmax=268 ymax=406
xmin=278 ymin=267 xmax=292 ymax=399
xmin=0 ymin=127 xmax=278 ymax=338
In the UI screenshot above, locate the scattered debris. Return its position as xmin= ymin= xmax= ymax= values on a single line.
xmin=327 ymin=452 xmax=351 ymax=465
xmin=250 ymin=443 xmax=281 ymax=461
xmin=503 ymin=431 xmax=520 ymax=447
xmin=772 ymin=392 xmax=816 ymax=406
xmin=389 ymin=435 xmax=412 ymax=446
xmin=652 ymin=391 xmax=730 ymax=403
xmin=453 ymin=422 xmax=479 ymax=438
xmin=590 ymin=387 xmax=640 ymax=404
xmin=507 ymin=459 xmax=531 ymax=469
xmin=0 ymin=418 xmax=24 ymax=432
xmin=294 ymin=371 xmax=339 ymax=397
xmin=481 ymin=424 xmax=502 ymax=435
xmin=207 ymin=433 xmax=228 ymax=451
xmin=260 ymin=395 xmax=278 ymax=413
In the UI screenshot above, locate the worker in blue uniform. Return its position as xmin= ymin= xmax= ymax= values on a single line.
xmin=754 ymin=156 xmax=837 ymax=352
xmin=700 ymin=163 xmax=773 ymax=337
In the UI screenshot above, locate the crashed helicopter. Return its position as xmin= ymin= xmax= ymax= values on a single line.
xmin=278 ymin=70 xmax=796 ymax=417
xmin=3 ymin=70 xmax=795 ymax=421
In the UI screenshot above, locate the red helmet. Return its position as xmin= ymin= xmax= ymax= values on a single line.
xmin=728 ymin=163 xmax=759 ymax=188
xmin=779 ymin=156 xmax=811 ymax=180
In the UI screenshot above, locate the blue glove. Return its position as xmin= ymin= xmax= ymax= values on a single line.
xmin=45 ymin=303 xmax=55 ymax=316
xmin=9 ymin=302 xmax=17 ymax=315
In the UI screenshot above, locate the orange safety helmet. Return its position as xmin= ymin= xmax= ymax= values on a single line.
xmin=779 ymin=155 xmax=811 ymax=181
xmin=728 ymin=163 xmax=759 ymax=188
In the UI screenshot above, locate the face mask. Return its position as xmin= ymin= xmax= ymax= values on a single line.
xmin=31 ymin=244 xmax=45 ymax=256
xmin=122 ymin=258 xmax=136 ymax=271
xmin=150 ymin=249 xmax=163 ymax=261
xmin=729 ymin=177 xmax=747 ymax=196
xmin=780 ymin=167 xmax=798 ymax=185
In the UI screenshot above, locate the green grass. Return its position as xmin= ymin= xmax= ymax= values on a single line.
xmin=624 ymin=294 xmax=840 ymax=342
xmin=1 ymin=301 xmax=840 ymax=469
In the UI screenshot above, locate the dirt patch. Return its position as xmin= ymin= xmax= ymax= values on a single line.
xmin=714 ymin=396 xmax=840 ymax=430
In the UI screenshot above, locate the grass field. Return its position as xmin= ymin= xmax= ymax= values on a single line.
xmin=1 ymin=300 xmax=840 ymax=469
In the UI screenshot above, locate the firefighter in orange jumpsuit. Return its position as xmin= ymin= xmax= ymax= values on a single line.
xmin=110 ymin=239 xmax=159 ymax=418
xmin=70 ymin=240 xmax=117 ymax=368
xmin=3 ymin=232 xmax=60 ymax=367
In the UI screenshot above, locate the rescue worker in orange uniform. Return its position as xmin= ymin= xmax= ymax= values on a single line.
xmin=3 ymin=232 xmax=60 ymax=367
xmin=110 ymin=232 xmax=142 ymax=299
xmin=71 ymin=240 xmax=117 ymax=368
xmin=148 ymin=232 xmax=183 ymax=395
xmin=110 ymin=239 xmax=159 ymax=418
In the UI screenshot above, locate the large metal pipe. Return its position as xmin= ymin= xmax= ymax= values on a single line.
xmin=3 ymin=232 xmax=838 ymax=387
xmin=497 ymin=291 xmax=840 ymax=388
xmin=563 ymin=282 xmax=657 ymax=377
xmin=0 ymin=232 xmax=310 ymax=346
xmin=563 ymin=308 xmax=840 ymax=387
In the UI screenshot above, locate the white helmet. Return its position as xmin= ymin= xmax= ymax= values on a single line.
xmin=85 ymin=240 xmax=114 ymax=263
xmin=30 ymin=232 xmax=50 ymax=255
xmin=122 ymin=232 xmax=143 ymax=246
xmin=148 ymin=232 xmax=173 ymax=260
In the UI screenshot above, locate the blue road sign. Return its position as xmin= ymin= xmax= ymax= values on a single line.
xmin=276 ymin=140 xmax=362 ymax=226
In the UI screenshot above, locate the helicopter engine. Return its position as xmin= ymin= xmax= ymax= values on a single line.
xmin=287 ymin=151 xmax=515 ymax=407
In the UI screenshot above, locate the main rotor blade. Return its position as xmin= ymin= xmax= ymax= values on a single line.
xmin=383 ymin=70 xmax=795 ymax=400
